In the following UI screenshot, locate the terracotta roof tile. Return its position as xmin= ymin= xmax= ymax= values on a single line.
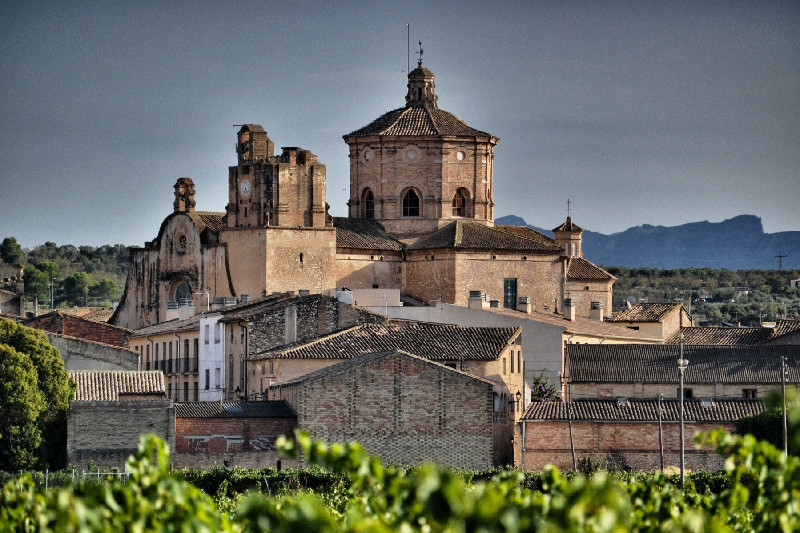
xmin=253 ymin=322 xmax=520 ymax=361
xmin=344 ymin=107 xmax=495 ymax=139
xmin=70 ymin=370 xmax=165 ymax=401
xmin=667 ymin=327 xmax=773 ymax=345
xmin=552 ymin=216 xmax=584 ymax=233
xmin=175 ymin=400 xmax=295 ymax=418
xmin=566 ymin=344 xmax=800 ymax=384
xmin=333 ymin=217 xmax=404 ymax=251
xmin=408 ymin=221 xmax=563 ymax=253
xmin=608 ymin=303 xmax=685 ymax=323
xmin=567 ymin=258 xmax=616 ymax=281
xmin=523 ymin=398 xmax=764 ymax=422
xmin=189 ymin=211 xmax=226 ymax=234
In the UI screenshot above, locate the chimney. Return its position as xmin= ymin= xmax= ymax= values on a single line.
xmin=564 ymin=298 xmax=576 ymax=321
xmin=166 ymin=301 xmax=179 ymax=321
xmin=468 ymin=290 xmax=489 ymax=310
xmin=589 ymin=301 xmax=604 ymax=321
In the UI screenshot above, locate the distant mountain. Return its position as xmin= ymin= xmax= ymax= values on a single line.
xmin=496 ymin=214 xmax=800 ymax=270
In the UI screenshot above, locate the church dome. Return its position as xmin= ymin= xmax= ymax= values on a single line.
xmin=344 ymin=61 xmax=496 ymax=141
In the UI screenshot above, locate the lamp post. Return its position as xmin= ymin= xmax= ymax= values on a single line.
xmin=678 ymin=338 xmax=689 ymax=489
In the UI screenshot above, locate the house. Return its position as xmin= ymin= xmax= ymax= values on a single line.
xmin=68 ymin=370 xmax=173 ymax=469
xmin=516 ymin=398 xmax=764 ymax=472
xmin=607 ymin=303 xmax=692 ymax=339
xmin=564 ymin=343 xmax=800 ymax=400
xmin=173 ymin=401 xmax=297 ymax=469
xmin=268 ymin=350 xmax=497 ymax=468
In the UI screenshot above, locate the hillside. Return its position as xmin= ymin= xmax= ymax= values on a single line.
xmin=497 ymin=214 xmax=800 ymax=270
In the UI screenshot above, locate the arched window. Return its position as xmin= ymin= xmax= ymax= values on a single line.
xmin=452 ymin=189 xmax=468 ymax=217
xmin=402 ymin=189 xmax=420 ymax=217
xmin=175 ymin=281 xmax=191 ymax=304
xmin=363 ymin=189 xmax=375 ymax=219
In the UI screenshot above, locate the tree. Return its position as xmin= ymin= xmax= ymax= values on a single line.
xmin=0 ymin=344 xmax=44 ymax=470
xmin=0 ymin=237 xmax=25 ymax=266
xmin=0 ymin=318 xmax=74 ymax=469
xmin=62 ymin=272 xmax=94 ymax=307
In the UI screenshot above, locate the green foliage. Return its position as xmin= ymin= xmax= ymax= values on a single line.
xmin=0 ymin=434 xmax=233 ymax=532
xmin=0 ymin=319 xmax=74 ymax=469
xmin=529 ymin=370 xmax=563 ymax=403
xmin=735 ymin=388 xmax=800 ymax=456
xmin=0 ymin=237 xmax=25 ymax=266
xmin=0 ymin=344 xmax=44 ymax=470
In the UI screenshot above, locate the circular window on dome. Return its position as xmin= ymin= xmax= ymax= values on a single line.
xmin=405 ymin=147 xmax=419 ymax=161
xmin=456 ymin=151 xmax=466 ymax=161
xmin=175 ymin=233 xmax=187 ymax=253
xmin=363 ymin=149 xmax=373 ymax=162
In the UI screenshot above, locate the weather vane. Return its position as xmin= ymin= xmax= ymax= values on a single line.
xmin=416 ymin=41 xmax=423 ymax=66
xmin=566 ymin=199 xmax=572 ymax=218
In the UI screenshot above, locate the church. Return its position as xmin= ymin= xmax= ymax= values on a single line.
xmin=112 ymin=59 xmax=614 ymax=330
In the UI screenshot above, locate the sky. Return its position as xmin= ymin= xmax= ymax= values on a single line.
xmin=2 ymin=1 xmax=798 ymax=249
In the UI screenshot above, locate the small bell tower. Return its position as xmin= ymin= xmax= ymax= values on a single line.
xmin=173 ymin=177 xmax=196 ymax=214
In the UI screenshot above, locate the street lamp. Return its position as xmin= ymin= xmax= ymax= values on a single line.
xmin=678 ymin=339 xmax=689 ymax=488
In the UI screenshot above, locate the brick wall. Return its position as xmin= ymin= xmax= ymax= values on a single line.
xmin=68 ymin=400 xmax=174 ymax=470
xmin=173 ymin=416 xmax=297 ymax=469
xmin=269 ymin=353 xmax=495 ymax=469
xmin=518 ymin=419 xmax=733 ymax=472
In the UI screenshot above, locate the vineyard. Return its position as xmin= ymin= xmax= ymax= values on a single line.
xmin=2 ymin=418 xmax=799 ymax=532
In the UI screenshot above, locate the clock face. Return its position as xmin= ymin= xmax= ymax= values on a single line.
xmin=240 ymin=179 xmax=251 ymax=197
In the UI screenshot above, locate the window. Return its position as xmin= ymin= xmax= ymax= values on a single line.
xmin=205 ymin=369 xmax=210 ymax=390
xmin=183 ymin=382 xmax=188 ymax=402
xmin=363 ymin=189 xmax=374 ymax=219
xmin=214 ymin=324 xmax=220 ymax=344
xmin=452 ymin=189 xmax=467 ymax=217
xmin=193 ymin=382 xmax=198 ymax=401
xmin=175 ymin=281 xmax=191 ymax=303
xmin=444 ymin=362 xmax=457 ymax=369
xmin=510 ymin=353 xmax=514 ymax=373
xmin=503 ymin=278 xmax=517 ymax=309
xmin=402 ymin=189 xmax=420 ymax=217
xmin=204 ymin=325 xmax=209 ymax=343
xmin=215 ymin=368 xmax=221 ymax=389
xmin=677 ymin=388 xmax=694 ymax=399
xmin=743 ymin=389 xmax=757 ymax=399
xmin=517 ymin=352 xmax=522 ymax=374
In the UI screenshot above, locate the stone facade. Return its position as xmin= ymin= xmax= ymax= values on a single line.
xmin=25 ymin=311 xmax=131 ymax=347
xmin=68 ymin=400 xmax=174 ymax=470
xmin=112 ymin=63 xmax=614 ymax=331
xmin=268 ymin=351 xmax=496 ymax=469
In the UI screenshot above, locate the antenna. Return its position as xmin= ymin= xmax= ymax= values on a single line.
xmin=775 ymin=251 xmax=788 ymax=270
xmin=407 ymin=23 xmax=410 ymax=73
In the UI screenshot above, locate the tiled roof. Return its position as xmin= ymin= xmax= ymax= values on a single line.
xmin=132 ymin=316 xmax=199 ymax=336
xmin=567 ymin=258 xmax=616 ymax=281
xmin=175 ymin=400 xmax=295 ymax=418
xmin=278 ymin=350 xmax=495 ymax=388
xmin=24 ymin=311 xmax=134 ymax=333
xmin=333 ymin=218 xmax=404 ymax=251
xmin=608 ymin=303 xmax=685 ymax=323
xmin=218 ymin=293 xmax=349 ymax=323
xmin=566 ymin=344 xmax=800 ymax=384
xmin=407 ymin=221 xmax=563 ymax=253
xmin=667 ymin=327 xmax=773 ymax=345
xmin=189 ymin=211 xmax=226 ymax=234
xmin=552 ymin=217 xmax=584 ymax=233
xmin=252 ymin=322 xmax=520 ymax=361
xmin=344 ymin=106 xmax=495 ymax=139
xmin=522 ymin=398 xmax=764 ymax=422
xmin=70 ymin=370 xmax=165 ymax=401
xmin=772 ymin=320 xmax=800 ymax=340
xmin=57 ymin=307 xmax=117 ymax=323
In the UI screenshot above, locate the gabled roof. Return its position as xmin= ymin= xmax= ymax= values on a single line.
xmin=218 ymin=293 xmax=368 ymax=324
xmin=252 ymin=322 xmax=520 ymax=361
xmin=344 ymin=106 xmax=495 ymax=139
xmin=70 ymin=370 xmax=165 ymax=401
xmin=24 ymin=310 xmax=134 ymax=334
xmin=132 ymin=316 xmax=199 ymax=337
xmin=175 ymin=400 xmax=295 ymax=418
xmin=276 ymin=350 xmax=495 ymax=388
xmin=333 ymin=217 xmax=404 ymax=251
xmin=667 ymin=320 xmax=800 ymax=345
xmin=567 ymin=257 xmax=616 ymax=281
xmin=608 ymin=303 xmax=686 ymax=323
xmin=523 ymin=398 xmax=764 ymax=422
xmin=566 ymin=344 xmax=800 ymax=384
xmin=407 ymin=221 xmax=563 ymax=253
xmin=667 ymin=327 xmax=772 ymax=345
xmin=189 ymin=211 xmax=226 ymax=234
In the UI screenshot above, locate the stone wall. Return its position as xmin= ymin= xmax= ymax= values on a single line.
xmin=334 ymin=250 xmax=403 ymax=291
xmin=47 ymin=333 xmax=139 ymax=371
xmin=26 ymin=313 xmax=130 ymax=347
xmin=269 ymin=353 xmax=495 ymax=469
xmin=67 ymin=400 xmax=174 ymax=470
xmin=570 ymin=382 xmax=797 ymax=401
xmin=517 ymin=419 xmax=732 ymax=472
xmin=173 ymin=416 xmax=296 ymax=469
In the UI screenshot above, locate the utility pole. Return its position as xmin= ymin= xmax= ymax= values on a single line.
xmin=775 ymin=252 xmax=787 ymax=270
xmin=782 ymin=355 xmax=788 ymax=455
xmin=658 ymin=394 xmax=664 ymax=473
xmin=678 ymin=333 xmax=689 ymax=489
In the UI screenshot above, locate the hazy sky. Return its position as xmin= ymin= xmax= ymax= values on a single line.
xmin=2 ymin=1 xmax=798 ymax=249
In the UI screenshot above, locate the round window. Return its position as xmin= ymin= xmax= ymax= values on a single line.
xmin=456 ymin=151 xmax=465 ymax=161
